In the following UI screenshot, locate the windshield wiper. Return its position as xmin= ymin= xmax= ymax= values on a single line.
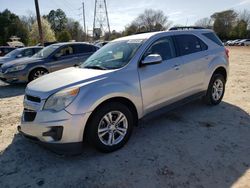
xmin=84 ymin=65 xmax=107 ymax=70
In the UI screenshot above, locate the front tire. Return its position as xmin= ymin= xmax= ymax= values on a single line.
xmin=203 ymin=74 xmax=226 ymax=105
xmin=86 ymin=102 xmax=134 ymax=153
xmin=29 ymin=68 xmax=48 ymax=82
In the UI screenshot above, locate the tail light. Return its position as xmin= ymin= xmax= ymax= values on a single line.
xmin=225 ymin=48 xmax=229 ymax=59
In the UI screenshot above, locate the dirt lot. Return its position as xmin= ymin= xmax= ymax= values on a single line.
xmin=0 ymin=47 xmax=249 ymax=188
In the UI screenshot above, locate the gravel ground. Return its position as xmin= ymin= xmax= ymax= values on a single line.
xmin=0 ymin=47 xmax=249 ymax=188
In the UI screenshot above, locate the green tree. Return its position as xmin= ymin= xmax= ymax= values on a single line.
xmin=29 ymin=17 xmax=56 ymax=45
xmin=211 ymin=10 xmax=238 ymax=39
xmin=230 ymin=20 xmax=248 ymax=39
xmin=45 ymin=9 xmax=68 ymax=33
xmin=0 ymin=9 xmax=29 ymax=45
xmin=66 ymin=18 xmax=84 ymax=41
xmin=57 ymin=30 xmax=71 ymax=42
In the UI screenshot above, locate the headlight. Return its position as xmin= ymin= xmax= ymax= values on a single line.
xmin=5 ymin=65 xmax=27 ymax=73
xmin=44 ymin=87 xmax=79 ymax=112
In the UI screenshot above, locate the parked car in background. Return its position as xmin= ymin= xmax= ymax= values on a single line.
xmin=236 ymin=39 xmax=250 ymax=46
xmin=0 ymin=42 xmax=98 ymax=83
xmin=0 ymin=46 xmax=16 ymax=57
xmin=36 ymin=41 xmax=58 ymax=47
xmin=18 ymin=27 xmax=229 ymax=154
xmin=224 ymin=40 xmax=232 ymax=46
xmin=0 ymin=46 xmax=43 ymax=67
xmin=229 ymin=39 xmax=241 ymax=46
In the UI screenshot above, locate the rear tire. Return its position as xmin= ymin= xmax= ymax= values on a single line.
xmin=203 ymin=74 xmax=225 ymax=105
xmin=86 ymin=102 xmax=134 ymax=153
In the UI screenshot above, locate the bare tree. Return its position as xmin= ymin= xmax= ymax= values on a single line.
xmin=21 ymin=10 xmax=36 ymax=31
xmin=124 ymin=9 xmax=171 ymax=35
xmin=238 ymin=9 xmax=250 ymax=29
xmin=195 ymin=17 xmax=212 ymax=29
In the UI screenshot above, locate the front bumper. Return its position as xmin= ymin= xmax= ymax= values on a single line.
xmin=19 ymin=109 xmax=91 ymax=154
xmin=0 ymin=69 xmax=28 ymax=83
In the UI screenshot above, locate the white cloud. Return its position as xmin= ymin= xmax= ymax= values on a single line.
xmin=234 ymin=0 xmax=250 ymax=6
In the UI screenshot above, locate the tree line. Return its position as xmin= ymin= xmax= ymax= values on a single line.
xmin=0 ymin=9 xmax=85 ymax=46
xmin=195 ymin=9 xmax=250 ymax=40
xmin=0 ymin=8 xmax=250 ymax=46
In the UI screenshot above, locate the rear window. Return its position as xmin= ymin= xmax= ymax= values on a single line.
xmin=203 ymin=32 xmax=223 ymax=46
xmin=175 ymin=34 xmax=208 ymax=56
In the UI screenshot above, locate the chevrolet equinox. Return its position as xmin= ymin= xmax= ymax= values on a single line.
xmin=19 ymin=27 xmax=229 ymax=154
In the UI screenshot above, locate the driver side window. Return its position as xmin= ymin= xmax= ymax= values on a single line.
xmin=55 ymin=46 xmax=74 ymax=58
xmin=144 ymin=37 xmax=176 ymax=61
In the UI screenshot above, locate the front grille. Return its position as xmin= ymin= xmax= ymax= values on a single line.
xmin=23 ymin=109 xmax=37 ymax=122
xmin=26 ymin=95 xmax=41 ymax=103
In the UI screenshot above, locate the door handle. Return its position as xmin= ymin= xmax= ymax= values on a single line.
xmin=173 ymin=64 xmax=180 ymax=70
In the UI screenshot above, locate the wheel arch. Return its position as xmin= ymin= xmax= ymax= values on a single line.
xmin=212 ymin=66 xmax=227 ymax=81
xmin=28 ymin=66 xmax=49 ymax=81
xmin=83 ymin=96 xmax=139 ymax=141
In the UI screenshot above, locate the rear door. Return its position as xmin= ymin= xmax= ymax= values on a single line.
xmin=49 ymin=45 xmax=79 ymax=72
xmin=174 ymin=34 xmax=209 ymax=95
xmin=138 ymin=36 xmax=184 ymax=114
xmin=76 ymin=44 xmax=97 ymax=64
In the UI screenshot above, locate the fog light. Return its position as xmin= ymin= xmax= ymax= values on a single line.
xmin=42 ymin=126 xmax=63 ymax=141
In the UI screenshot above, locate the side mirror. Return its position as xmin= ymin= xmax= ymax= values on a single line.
xmin=141 ymin=54 xmax=162 ymax=66
xmin=16 ymin=54 xmax=23 ymax=58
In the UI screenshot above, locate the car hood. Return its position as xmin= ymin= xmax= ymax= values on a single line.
xmin=2 ymin=57 xmax=43 ymax=69
xmin=0 ymin=57 xmax=13 ymax=65
xmin=26 ymin=67 xmax=115 ymax=99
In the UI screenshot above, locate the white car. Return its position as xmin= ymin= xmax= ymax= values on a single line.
xmin=237 ymin=39 xmax=250 ymax=46
xmin=19 ymin=27 xmax=229 ymax=154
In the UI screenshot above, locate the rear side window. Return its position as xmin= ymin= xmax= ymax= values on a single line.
xmin=22 ymin=49 xmax=33 ymax=57
xmin=34 ymin=48 xmax=42 ymax=53
xmin=175 ymin=34 xmax=208 ymax=56
xmin=203 ymin=32 xmax=223 ymax=46
xmin=145 ymin=37 xmax=176 ymax=61
xmin=76 ymin=44 xmax=96 ymax=54
xmin=55 ymin=46 xmax=74 ymax=58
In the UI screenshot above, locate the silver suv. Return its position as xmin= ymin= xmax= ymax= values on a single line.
xmin=19 ymin=27 xmax=229 ymax=154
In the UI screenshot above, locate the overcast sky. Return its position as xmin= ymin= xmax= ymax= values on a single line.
xmin=1 ymin=0 xmax=250 ymax=32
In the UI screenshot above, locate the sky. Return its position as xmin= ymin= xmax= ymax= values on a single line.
xmin=1 ymin=0 xmax=250 ymax=32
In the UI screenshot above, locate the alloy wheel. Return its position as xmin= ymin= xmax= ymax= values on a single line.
xmin=212 ymin=79 xmax=224 ymax=101
xmin=98 ymin=111 xmax=128 ymax=146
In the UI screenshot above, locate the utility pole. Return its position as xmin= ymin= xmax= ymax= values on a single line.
xmin=82 ymin=2 xmax=87 ymax=41
xmin=34 ymin=0 xmax=44 ymax=46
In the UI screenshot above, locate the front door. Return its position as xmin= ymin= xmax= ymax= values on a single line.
xmin=138 ymin=36 xmax=184 ymax=114
xmin=49 ymin=45 xmax=79 ymax=72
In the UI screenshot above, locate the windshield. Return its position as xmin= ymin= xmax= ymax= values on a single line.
xmin=5 ymin=49 xmax=21 ymax=58
xmin=81 ymin=39 xmax=144 ymax=70
xmin=33 ymin=45 xmax=60 ymax=58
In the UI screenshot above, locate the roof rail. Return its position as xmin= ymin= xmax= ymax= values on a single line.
xmin=169 ymin=26 xmax=206 ymax=31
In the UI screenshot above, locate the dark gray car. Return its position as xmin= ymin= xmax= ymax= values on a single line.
xmin=0 ymin=46 xmax=43 ymax=67
xmin=0 ymin=42 xmax=98 ymax=83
